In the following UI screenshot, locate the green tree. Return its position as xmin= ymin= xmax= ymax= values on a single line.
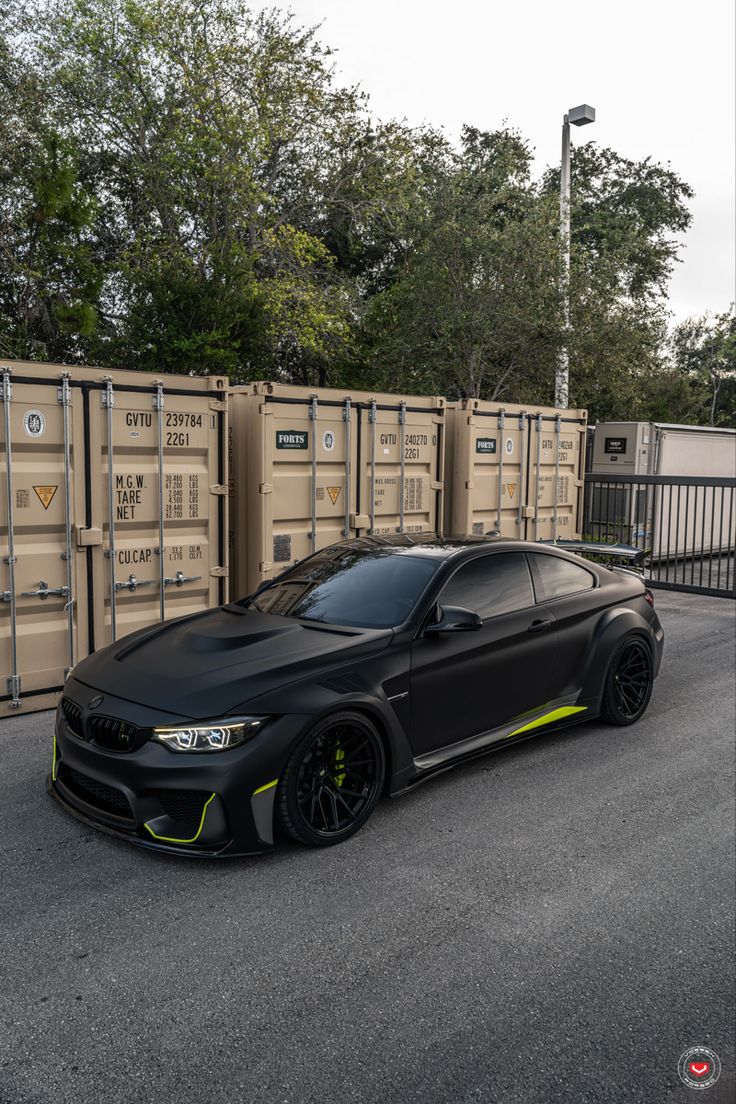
xmin=11 ymin=0 xmax=366 ymax=378
xmin=543 ymin=144 xmax=693 ymax=419
xmin=360 ymin=127 xmax=565 ymax=402
xmin=0 ymin=17 xmax=100 ymax=360
xmin=669 ymin=309 xmax=736 ymax=426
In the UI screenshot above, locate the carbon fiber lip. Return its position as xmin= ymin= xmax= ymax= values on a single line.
xmin=46 ymin=775 xmax=241 ymax=858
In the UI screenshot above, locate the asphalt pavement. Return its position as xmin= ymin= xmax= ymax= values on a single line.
xmin=1 ymin=590 xmax=734 ymax=1104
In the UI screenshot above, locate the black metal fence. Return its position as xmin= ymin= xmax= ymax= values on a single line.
xmin=583 ymin=473 xmax=736 ymax=598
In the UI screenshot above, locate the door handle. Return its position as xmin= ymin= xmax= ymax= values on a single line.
xmin=21 ymin=580 xmax=70 ymax=600
xmin=528 ymin=619 xmax=553 ymax=633
xmin=164 ymin=571 xmax=202 ymax=587
xmin=114 ymin=574 xmax=155 ymax=593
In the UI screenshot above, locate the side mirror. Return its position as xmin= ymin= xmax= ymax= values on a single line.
xmin=425 ymin=605 xmax=483 ymax=635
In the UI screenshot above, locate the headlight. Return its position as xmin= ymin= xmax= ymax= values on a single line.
xmin=152 ymin=716 xmax=268 ymax=753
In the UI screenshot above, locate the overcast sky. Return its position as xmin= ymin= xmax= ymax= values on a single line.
xmin=253 ymin=0 xmax=735 ymax=324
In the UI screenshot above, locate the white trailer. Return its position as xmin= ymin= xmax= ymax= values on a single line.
xmin=587 ymin=423 xmax=736 ymax=560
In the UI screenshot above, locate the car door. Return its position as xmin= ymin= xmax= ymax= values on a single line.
xmin=409 ymin=551 xmax=558 ymax=757
xmin=526 ymin=552 xmax=600 ymax=700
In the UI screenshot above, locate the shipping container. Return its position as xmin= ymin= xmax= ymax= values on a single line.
xmin=588 ymin=422 xmax=736 ymax=558
xmin=1 ymin=360 xmax=228 ymax=713
xmin=445 ymin=399 xmax=587 ymax=541
xmin=229 ymin=382 xmax=445 ymax=596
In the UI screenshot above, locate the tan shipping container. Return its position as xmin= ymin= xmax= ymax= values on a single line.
xmin=229 ymin=382 xmax=445 ymax=596
xmin=445 ymin=399 xmax=587 ymax=541
xmin=1 ymin=360 xmax=228 ymax=713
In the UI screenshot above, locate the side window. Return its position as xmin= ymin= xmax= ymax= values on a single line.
xmin=528 ymin=553 xmax=595 ymax=601
xmin=438 ymin=553 xmax=535 ymax=620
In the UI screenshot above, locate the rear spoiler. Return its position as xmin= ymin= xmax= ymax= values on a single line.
xmin=537 ymin=539 xmax=649 ymax=569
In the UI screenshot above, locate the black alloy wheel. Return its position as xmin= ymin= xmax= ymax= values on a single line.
xmin=601 ymin=637 xmax=654 ymax=725
xmin=277 ymin=711 xmax=386 ymax=846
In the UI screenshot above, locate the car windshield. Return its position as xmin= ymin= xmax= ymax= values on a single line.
xmin=242 ymin=548 xmax=440 ymax=628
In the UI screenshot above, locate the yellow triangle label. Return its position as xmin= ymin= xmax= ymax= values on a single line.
xmin=33 ymin=485 xmax=58 ymax=510
xmin=326 ymin=486 xmax=341 ymax=505
xmin=505 ymin=482 xmax=517 ymax=498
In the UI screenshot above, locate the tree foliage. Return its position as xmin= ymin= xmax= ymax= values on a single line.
xmin=668 ymin=309 xmax=736 ymax=426
xmin=0 ymin=0 xmax=728 ymax=428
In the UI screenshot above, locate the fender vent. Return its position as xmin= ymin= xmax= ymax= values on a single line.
xmin=320 ymin=672 xmax=366 ymax=695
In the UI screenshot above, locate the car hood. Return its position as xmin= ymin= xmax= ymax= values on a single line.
xmin=71 ymin=606 xmax=393 ymax=718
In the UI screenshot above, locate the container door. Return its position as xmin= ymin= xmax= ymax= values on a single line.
xmin=1 ymin=370 xmax=80 ymax=710
xmin=357 ymin=401 xmax=443 ymax=536
xmin=525 ymin=415 xmax=585 ymax=542
xmin=93 ymin=378 xmax=225 ymax=647
xmin=266 ymin=396 xmax=356 ymax=571
xmin=477 ymin=409 xmax=526 ymax=538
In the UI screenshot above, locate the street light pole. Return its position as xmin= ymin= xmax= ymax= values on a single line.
xmin=555 ymin=103 xmax=595 ymax=409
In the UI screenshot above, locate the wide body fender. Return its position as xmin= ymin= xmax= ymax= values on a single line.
xmin=578 ymin=606 xmax=660 ymax=714
xmin=234 ymin=657 xmax=417 ymax=794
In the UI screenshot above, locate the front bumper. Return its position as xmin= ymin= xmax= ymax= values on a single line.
xmin=48 ymin=678 xmax=311 ymax=857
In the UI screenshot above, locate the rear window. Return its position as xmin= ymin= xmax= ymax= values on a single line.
xmin=528 ymin=553 xmax=595 ymax=601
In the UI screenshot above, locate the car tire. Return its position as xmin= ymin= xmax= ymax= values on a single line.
xmin=600 ymin=635 xmax=654 ymax=726
xmin=276 ymin=711 xmax=386 ymax=847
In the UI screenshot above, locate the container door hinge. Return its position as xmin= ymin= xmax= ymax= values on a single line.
xmin=57 ymin=373 xmax=72 ymax=406
xmin=259 ymin=404 xmax=273 ymax=415
xmin=209 ymin=484 xmax=227 ymax=496
xmin=259 ymin=483 xmax=273 ymax=495
xmin=209 ymin=400 xmax=227 ymax=412
xmin=259 ymin=561 xmax=273 ymax=574
xmin=7 ymin=674 xmax=21 ymax=705
xmin=210 ymin=566 xmax=228 ymax=578
xmin=431 ymin=480 xmax=443 ymax=491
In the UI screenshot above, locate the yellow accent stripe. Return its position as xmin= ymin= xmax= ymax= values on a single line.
xmin=508 ymin=705 xmax=587 ymax=738
xmin=252 ymin=779 xmax=278 ymax=796
xmin=51 ymin=733 xmax=58 ymax=781
xmin=144 ymin=793 xmax=216 ymax=844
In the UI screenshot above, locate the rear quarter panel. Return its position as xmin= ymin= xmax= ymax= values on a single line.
xmin=577 ymin=578 xmax=661 ymax=713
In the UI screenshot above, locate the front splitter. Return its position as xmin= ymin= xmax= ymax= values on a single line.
xmin=46 ymin=776 xmax=270 ymax=859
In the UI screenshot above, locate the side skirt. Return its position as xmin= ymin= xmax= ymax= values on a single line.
xmin=394 ymin=697 xmax=591 ymax=795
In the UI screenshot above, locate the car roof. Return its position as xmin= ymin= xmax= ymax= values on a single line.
xmin=330 ymin=533 xmax=562 ymax=561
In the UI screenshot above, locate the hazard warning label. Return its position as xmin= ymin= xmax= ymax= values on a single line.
xmin=327 ymin=486 xmax=341 ymax=505
xmin=33 ymin=485 xmax=58 ymax=510
xmin=502 ymin=482 xmax=517 ymax=498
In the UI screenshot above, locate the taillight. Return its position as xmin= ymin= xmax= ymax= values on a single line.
xmin=645 ymin=589 xmax=654 ymax=607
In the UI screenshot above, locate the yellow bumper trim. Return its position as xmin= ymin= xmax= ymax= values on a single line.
xmin=144 ymin=793 xmax=216 ymax=844
xmin=252 ymin=779 xmax=278 ymax=796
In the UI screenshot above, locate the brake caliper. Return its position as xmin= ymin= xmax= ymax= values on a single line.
xmin=334 ymin=743 xmax=346 ymax=787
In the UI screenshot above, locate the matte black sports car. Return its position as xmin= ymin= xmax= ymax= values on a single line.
xmin=49 ymin=535 xmax=664 ymax=856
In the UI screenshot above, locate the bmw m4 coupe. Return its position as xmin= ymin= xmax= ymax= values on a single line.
xmin=49 ymin=535 xmax=664 ymax=855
